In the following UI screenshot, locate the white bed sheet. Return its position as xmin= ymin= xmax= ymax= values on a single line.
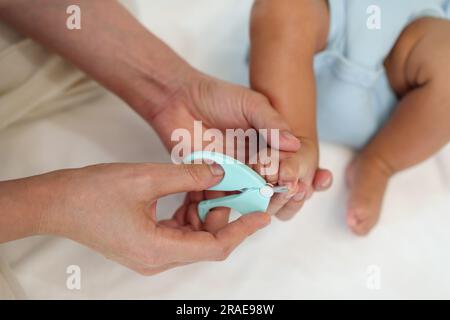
xmin=0 ymin=0 xmax=449 ymax=299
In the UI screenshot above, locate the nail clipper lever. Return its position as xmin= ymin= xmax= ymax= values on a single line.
xmin=183 ymin=151 xmax=286 ymax=221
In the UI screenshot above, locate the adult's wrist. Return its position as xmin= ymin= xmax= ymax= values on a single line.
xmin=125 ymin=53 xmax=200 ymax=125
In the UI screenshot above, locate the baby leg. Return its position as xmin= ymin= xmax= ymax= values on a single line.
xmin=347 ymin=18 xmax=450 ymax=235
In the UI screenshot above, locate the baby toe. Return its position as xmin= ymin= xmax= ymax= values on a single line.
xmin=347 ymin=206 xmax=378 ymax=236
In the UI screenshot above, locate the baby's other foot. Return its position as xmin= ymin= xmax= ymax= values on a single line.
xmin=345 ymin=154 xmax=392 ymax=236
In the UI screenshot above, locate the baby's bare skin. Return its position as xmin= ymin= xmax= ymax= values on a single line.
xmin=250 ymin=0 xmax=450 ymax=235
xmin=250 ymin=0 xmax=332 ymax=221
xmin=348 ymin=17 xmax=450 ymax=235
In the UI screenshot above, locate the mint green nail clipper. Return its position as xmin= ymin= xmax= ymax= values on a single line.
xmin=183 ymin=151 xmax=288 ymax=221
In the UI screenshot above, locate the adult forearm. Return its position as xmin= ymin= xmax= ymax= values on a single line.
xmin=0 ymin=175 xmax=52 ymax=242
xmin=0 ymin=0 xmax=195 ymax=120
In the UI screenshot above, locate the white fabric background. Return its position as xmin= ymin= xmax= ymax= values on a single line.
xmin=0 ymin=0 xmax=449 ymax=299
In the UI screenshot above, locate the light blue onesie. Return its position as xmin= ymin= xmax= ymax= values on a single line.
xmin=315 ymin=0 xmax=450 ymax=149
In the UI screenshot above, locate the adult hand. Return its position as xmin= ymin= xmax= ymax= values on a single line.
xmin=146 ymin=71 xmax=304 ymax=228
xmin=148 ymin=71 xmax=301 ymax=153
xmin=147 ymin=71 xmax=329 ymax=225
xmin=0 ymin=163 xmax=270 ymax=275
xmin=0 ymin=0 xmax=307 ymax=223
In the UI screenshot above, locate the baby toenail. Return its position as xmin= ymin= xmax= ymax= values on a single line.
xmin=347 ymin=215 xmax=358 ymax=227
xmin=321 ymin=177 xmax=331 ymax=188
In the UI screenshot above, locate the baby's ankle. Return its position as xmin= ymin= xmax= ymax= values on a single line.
xmin=358 ymin=151 xmax=395 ymax=179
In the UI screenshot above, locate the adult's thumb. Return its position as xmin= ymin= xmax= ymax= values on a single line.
xmin=152 ymin=163 xmax=224 ymax=197
xmin=243 ymin=95 xmax=301 ymax=152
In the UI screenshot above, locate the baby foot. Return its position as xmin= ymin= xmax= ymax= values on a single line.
xmin=345 ymin=154 xmax=392 ymax=236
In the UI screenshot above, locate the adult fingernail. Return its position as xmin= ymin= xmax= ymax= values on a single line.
xmin=209 ymin=163 xmax=224 ymax=176
xmin=293 ymin=191 xmax=306 ymax=202
xmin=281 ymin=131 xmax=300 ymax=144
